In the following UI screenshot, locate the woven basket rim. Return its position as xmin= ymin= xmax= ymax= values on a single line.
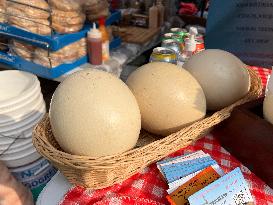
xmin=33 ymin=67 xmax=262 ymax=168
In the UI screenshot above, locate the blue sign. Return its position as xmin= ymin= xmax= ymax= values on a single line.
xmin=206 ymin=0 xmax=273 ymax=67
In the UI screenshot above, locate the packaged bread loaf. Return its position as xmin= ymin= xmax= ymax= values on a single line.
xmin=33 ymin=39 xmax=86 ymax=68
xmin=0 ymin=0 xmax=6 ymax=23
xmin=52 ymin=22 xmax=83 ymax=34
xmin=0 ymin=162 xmax=34 ymax=205
xmin=10 ymin=0 xmax=49 ymax=10
xmin=85 ymin=0 xmax=109 ymax=22
xmin=48 ymin=0 xmax=82 ymax=11
xmin=34 ymin=55 xmax=63 ymax=68
xmin=7 ymin=0 xmax=51 ymax=35
xmin=8 ymin=16 xmax=51 ymax=35
xmin=49 ymin=0 xmax=85 ymax=34
xmin=7 ymin=4 xmax=50 ymax=19
xmin=11 ymin=40 xmax=35 ymax=61
xmin=52 ymin=12 xmax=85 ymax=25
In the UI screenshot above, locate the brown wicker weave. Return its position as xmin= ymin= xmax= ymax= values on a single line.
xmin=33 ymin=67 xmax=262 ymax=189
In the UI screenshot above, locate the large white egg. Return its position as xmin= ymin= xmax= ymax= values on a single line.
xmin=183 ymin=49 xmax=250 ymax=110
xmin=49 ymin=69 xmax=141 ymax=157
xmin=126 ymin=62 xmax=206 ymax=136
xmin=264 ymin=93 xmax=273 ymax=125
xmin=264 ymin=73 xmax=273 ymax=125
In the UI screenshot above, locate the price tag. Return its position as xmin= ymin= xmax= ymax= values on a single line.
xmin=188 ymin=168 xmax=254 ymax=205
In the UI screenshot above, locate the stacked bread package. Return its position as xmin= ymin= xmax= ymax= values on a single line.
xmin=11 ymin=40 xmax=35 ymax=61
xmin=49 ymin=0 xmax=85 ymax=34
xmin=0 ymin=0 xmax=6 ymax=23
xmin=7 ymin=0 xmax=51 ymax=35
xmin=33 ymin=38 xmax=87 ymax=68
xmin=85 ymin=0 xmax=109 ymax=22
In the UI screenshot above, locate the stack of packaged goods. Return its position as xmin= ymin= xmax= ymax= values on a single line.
xmin=10 ymin=38 xmax=87 ymax=69
xmin=157 ymin=150 xmax=254 ymax=205
xmin=33 ymin=38 xmax=87 ymax=68
xmin=85 ymin=0 xmax=109 ymax=22
xmin=0 ymin=0 xmax=121 ymax=79
xmin=7 ymin=0 xmax=51 ymax=35
xmin=0 ymin=0 xmax=6 ymax=23
xmin=49 ymin=0 xmax=85 ymax=34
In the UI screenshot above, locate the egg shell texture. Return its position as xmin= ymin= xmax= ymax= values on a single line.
xmin=183 ymin=49 xmax=250 ymax=110
xmin=126 ymin=62 xmax=206 ymax=136
xmin=49 ymin=69 xmax=141 ymax=157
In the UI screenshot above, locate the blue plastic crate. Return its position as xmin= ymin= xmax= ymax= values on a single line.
xmin=0 ymin=10 xmax=121 ymax=51
xmin=0 ymin=37 xmax=122 ymax=79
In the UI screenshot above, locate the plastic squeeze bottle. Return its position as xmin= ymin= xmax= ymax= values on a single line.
xmin=88 ymin=23 xmax=102 ymax=65
xmin=149 ymin=3 xmax=159 ymax=29
xmin=178 ymin=31 xmax=196 ymax=66
xmin=156 ymin=0 xmax=165 ymax=26
xmin=99 ymin=17 xmax=110 ymax=62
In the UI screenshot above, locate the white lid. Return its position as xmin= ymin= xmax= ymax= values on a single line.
xmin=189 ymin=27 xmax=198 ymax=36
xmin=185 ymin=34 xmax=196 ymax=52
xmin=88 ymin=23 xmax=102 ymax=39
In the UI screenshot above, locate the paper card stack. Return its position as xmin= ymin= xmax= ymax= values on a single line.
xmin=156 ymin=151 xmax=254 ymax=205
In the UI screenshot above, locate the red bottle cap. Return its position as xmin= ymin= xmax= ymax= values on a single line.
xmin=99 ymin=17 xmax=106 ymax=26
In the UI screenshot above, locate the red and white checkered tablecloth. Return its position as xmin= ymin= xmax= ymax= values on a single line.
xmin=60 ymin=67 xmax=273 ymax=205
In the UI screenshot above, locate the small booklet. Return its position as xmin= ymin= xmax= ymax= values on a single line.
xmin=166 ymin=166 xmax=222 ymax=205
xmin=167 ymin=164 xmax=224 ymax=194
xmin=159 ymin=154 xmax=217 ymax=183
xmin=188 ymin=168 xmax=254 ymax=205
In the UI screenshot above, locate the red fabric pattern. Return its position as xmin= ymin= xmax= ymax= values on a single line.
xmin=179 ymin=3 xmax=198 ymax=16
xmin=60 ymin=67 xmax=273 ymax=205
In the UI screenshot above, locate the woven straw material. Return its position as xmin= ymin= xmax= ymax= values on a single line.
xmin=33 ymin=67 xmax=262 ymax=189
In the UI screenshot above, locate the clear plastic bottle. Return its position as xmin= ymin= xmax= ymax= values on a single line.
xmin=178 ymin=29 xmax=196 ymax=66
xmin=88 ymin=23 xmax=103 ymax=65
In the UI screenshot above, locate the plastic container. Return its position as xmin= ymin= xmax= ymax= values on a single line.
xmin=10 ymin=158 xmax=58 ymax=201
xmin=0 ymin=71 xmax=39 ymax=107
xmin=149 ymin=4 xmax=159 ymax=29
xmin=0 ymin=107 xmax=45 ymax=133
xmin=0 ymin=92 xmax=43 ymax=116
xmin=0 ymin=127 xmax=33 ymax=145
xmin=178 ymin=28 xmax=196 ymax=66
xmin=37 ymin=172 xmax=71 ymax=205
xmin=99 ymin=17 xmax=110 ymax=62
xmin=1 ymin=149 xmax=41 ymax=168
xmin=1 ymin=112 xmax=45 ymax=137
xmin=88 ymin=23 xmax=102 ymax=65
xmin=0 ymin=97 xmax=45 ymax=126
xmin=0 ymin=135 xmax=32 ymax=151
xmin=156 ymin=0 xmax=165 ymax=26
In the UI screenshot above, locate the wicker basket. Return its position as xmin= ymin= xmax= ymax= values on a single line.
xmin=33 ymin=67 xmax=262 ymax=189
